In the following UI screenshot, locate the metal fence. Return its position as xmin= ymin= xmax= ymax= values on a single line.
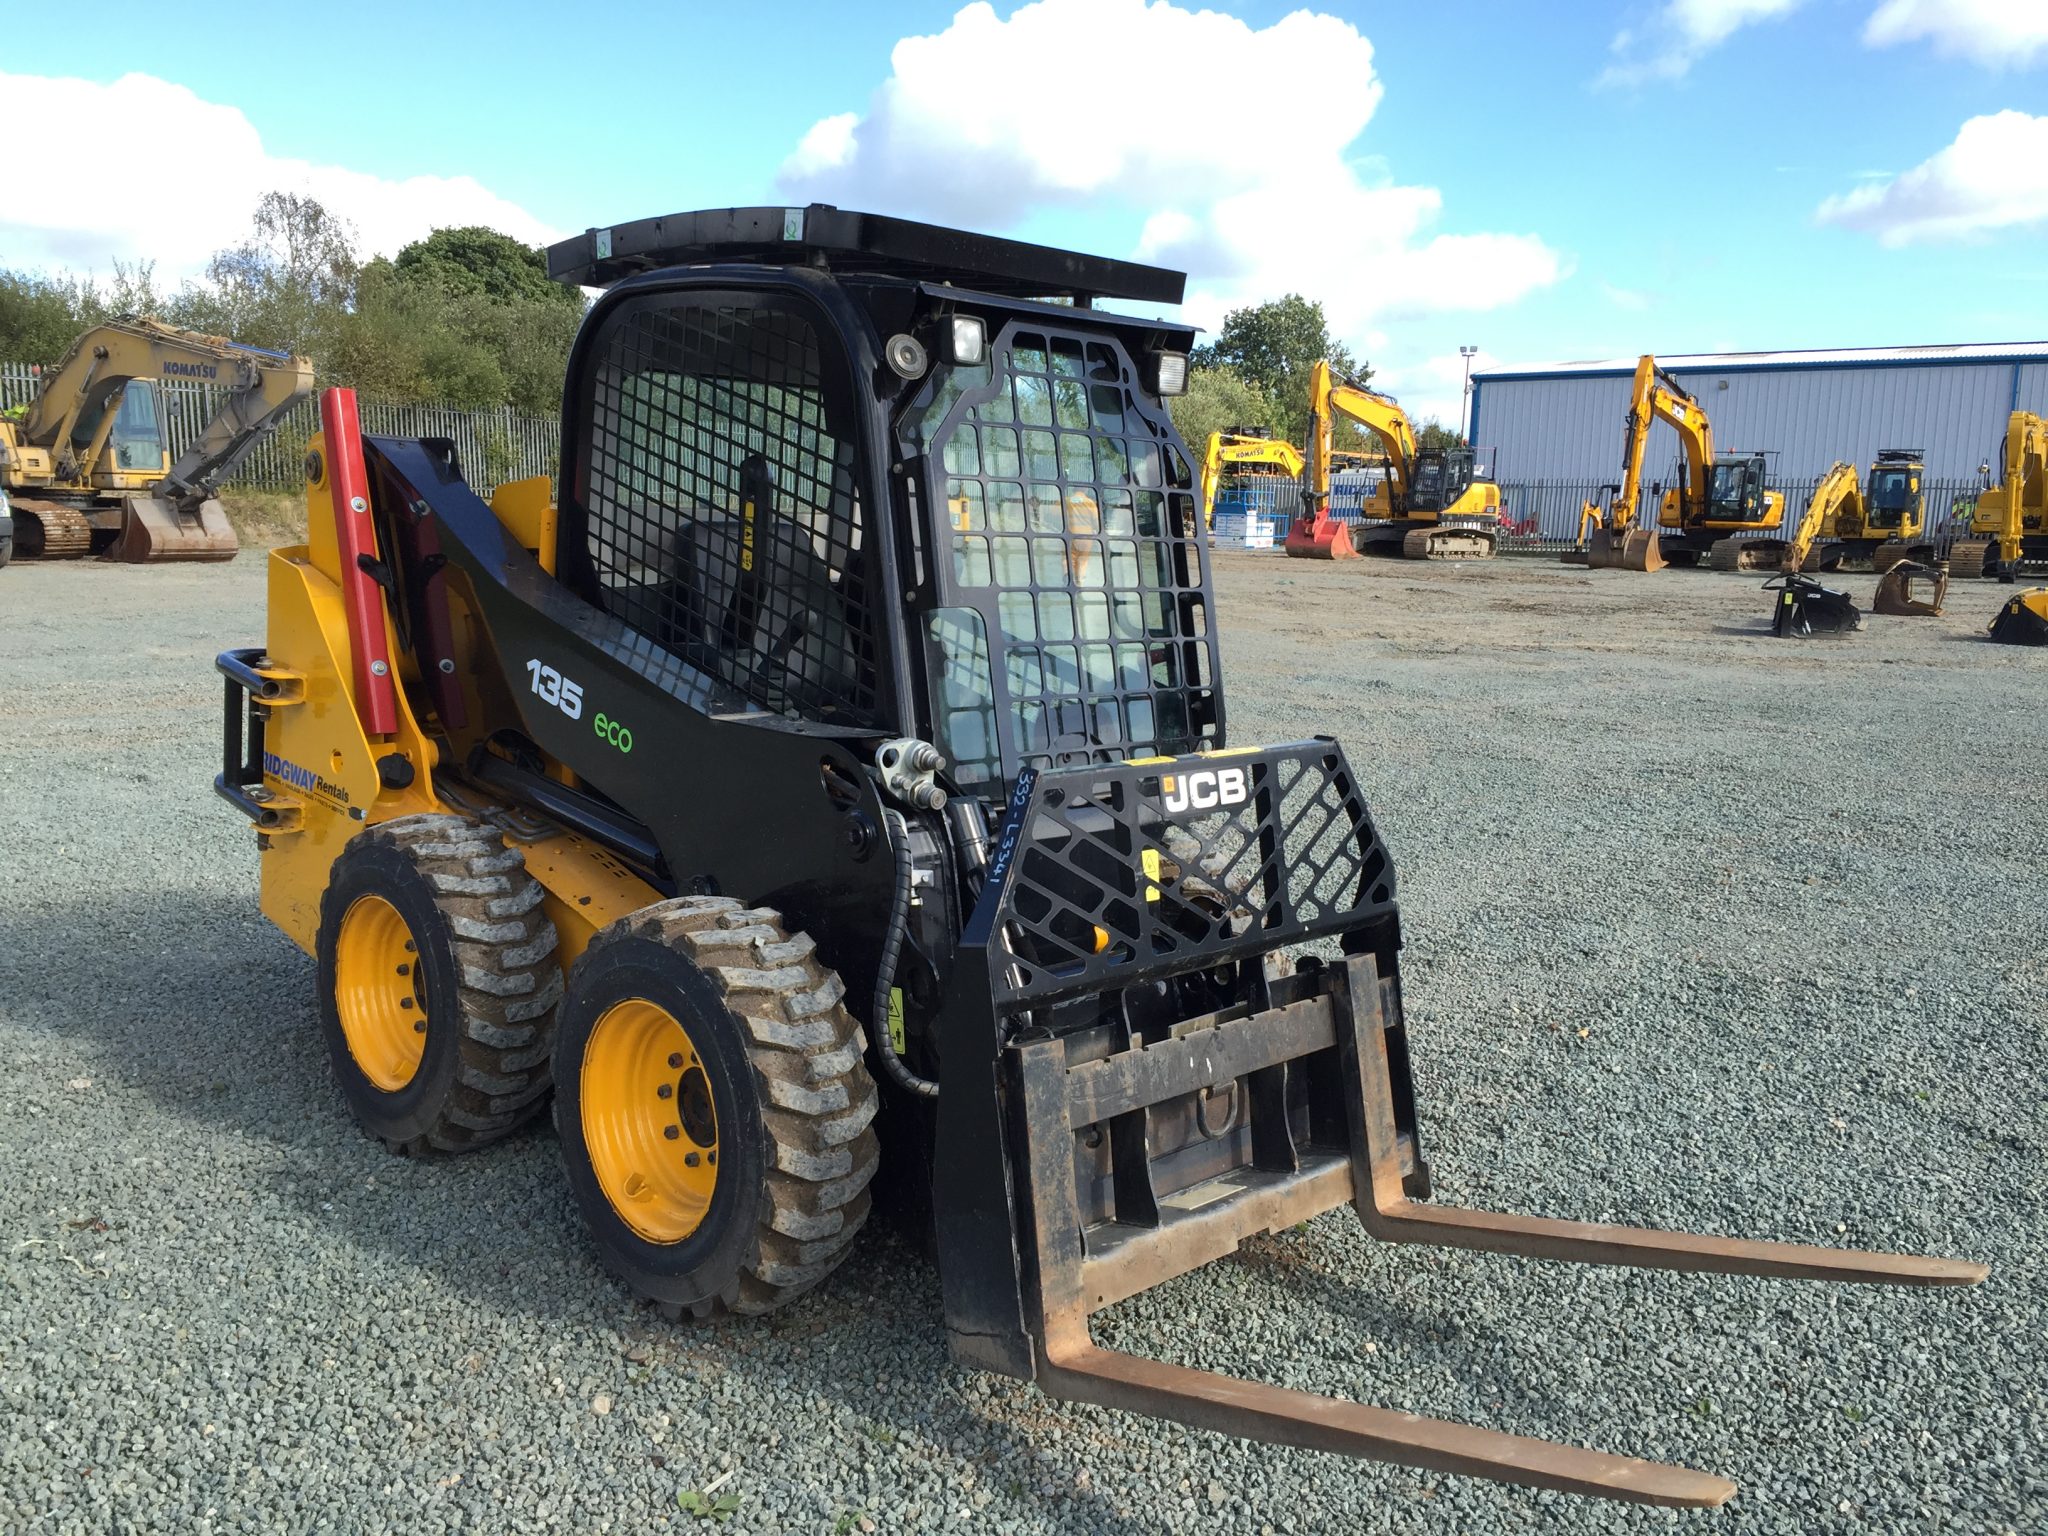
xmin=1 ymin=362 xmax=562 ymax=495
xmin=1206 ymin=463 xmax=1984 ymax=556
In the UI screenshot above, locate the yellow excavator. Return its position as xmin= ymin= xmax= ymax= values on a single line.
xmin=1707 ymin=458 xmax=1858 ymax=573
xmin=0 ymin=316 xmax=314 ymax=562
xmin=1949 ymin=411 xmax=2046 ymax=579
xmin=1197 ymin=428 xmax=1304 ymax=528
xmin=1567 ymin=354 xmax=1787 ymax=572
xmin=1811 ymin=450 xmax=1935 ymax=573
xmin=1285 ymin=361 xmax=1498 ymax=560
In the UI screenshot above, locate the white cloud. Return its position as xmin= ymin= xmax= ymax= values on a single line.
xmin=0 ymin=70 xmax=561 ymax=280
xmin=1817 ymin=110 xmax=2048 ymax=245
xmin=1600 ymin=0 xmax=1807 ymax=85
xmin=776 ymin=0 xmax=1562 ymax=375
xmin=1865 ymin=0 xmax=2048 ymax=68
xmin=779 ymin=1 xmax=1382 ymax=222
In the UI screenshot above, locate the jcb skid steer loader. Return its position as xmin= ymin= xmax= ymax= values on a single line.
xmin=213 ymin=206 xmax=1983 ymax=1509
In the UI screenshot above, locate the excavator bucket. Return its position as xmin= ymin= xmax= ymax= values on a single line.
xmin=108 ymin=494 xmax=240 ymax=563
xmin=1989 ymin=587 xmax=2048 ymax=645
xmin=1873 ymin=560 xmax=1947 ymax=617
xmin=934 ymin=744 xmax=1984 ymax=1508
xmin=1284 ymin=514 xmax=1358 ymax=559
xmin=1584 ymin=525 xmax=1664 ymax=572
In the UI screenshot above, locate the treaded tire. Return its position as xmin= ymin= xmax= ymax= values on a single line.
xmin=553 ymin=896 xmax=879 ymax=1318
xmin=0 ymin=534 xmax=12 ymax=569
xmin=315 ymin=812 xmax=562 ymax=1154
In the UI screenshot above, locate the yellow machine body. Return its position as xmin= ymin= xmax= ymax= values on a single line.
xmin=248 ymin=441 xmax=655 ymax=963
xmin=1952 ymin=412 xmax=2047 ymax=578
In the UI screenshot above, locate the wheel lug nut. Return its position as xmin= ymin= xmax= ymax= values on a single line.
xmin=400 ymin=998 xmax=414 ymax=1009
xmin=684 ymin=1152 xmax=700 ymax=1167
xmin=414 ymin=1020 xmax=426 ymax=1034
xmin=667 ymin=1053 xmax=683 ymax=1068
xmin=396 ymin=963 xmax=410 ymax=976
xmin=664 ymin=1126 xmax=680 ymax=1140
xmin=403 ymin=941 xmax=416 ymax=953
xmin=706 ymin=1151 xmax=716 ymax=1165
xmin=657 ymin=1084 xmax=673 ymax=1099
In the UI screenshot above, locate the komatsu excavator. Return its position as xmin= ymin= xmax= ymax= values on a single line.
xmin=1285 ymin=362 xmax=1498 ymax=560
xmin=1950 ymin=411 xmax=2046 ymax=579
xmin=1567 ymin=355 xmax=1786 ymax=572
xmin=1197 ymin=429 xmax=1304 ymax=529
xmin=0 ymin=316 xmax=314 ymax=561
xmin=1812 ymin=450 xmax=1934 ymax=573
xmin=212 ymin=205 xmax=1981 ymax=1510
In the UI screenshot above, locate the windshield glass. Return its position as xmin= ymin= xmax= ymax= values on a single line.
xmin=1708 ymin=461 xmax=1762 ymax=520
xmin=1867 ymin=467 xmax=1915 ymax=528
xmin=109 ymin=382 xmax=164 ymax=471
xmin=911 ymin=323 xmax=1219 ymax=789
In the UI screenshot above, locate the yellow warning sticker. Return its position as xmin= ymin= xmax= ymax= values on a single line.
xmin=887 ymin=987 xmax=907 ymax=1055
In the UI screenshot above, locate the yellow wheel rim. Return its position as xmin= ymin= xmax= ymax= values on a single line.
xmin=582 ymin=999 xmax=720 ymax=1244
xmin=334 ymin=894 xmax=428 ymax=1092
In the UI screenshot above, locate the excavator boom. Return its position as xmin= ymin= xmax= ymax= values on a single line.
xmin=1565 ymin=354 xmax=1709 ymax=572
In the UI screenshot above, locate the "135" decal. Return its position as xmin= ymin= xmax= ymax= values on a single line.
xmin=525 ymin=658 xmax=583 ymax=719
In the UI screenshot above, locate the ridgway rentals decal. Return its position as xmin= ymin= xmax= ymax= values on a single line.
xmin=264 ymin=750 xmax=351 ymax=808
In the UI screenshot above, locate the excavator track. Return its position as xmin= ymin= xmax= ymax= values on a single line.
xmin=1947 ymin=539 xmax=1991 ymax=579
xmin=12 ymin=501 xmax=94 ymax=559
xmin=1869 ymin=540 xmax=1912 ymax=572
xmin=1401 ymin=524 xmax=1498 ymax=561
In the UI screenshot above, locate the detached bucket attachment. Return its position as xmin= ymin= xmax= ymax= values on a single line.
xmin=1284 ymin=514 xmax=1358 ymax=559
xmin=1989 ymin=587 xmax=2048 ymax=645
xmin=1874 ymin=560 xmax=1948 ymax=617
xmin=111 ymin=494 xmax=239 ymax=563
xmin=1584 ymin=526 xmax=1663 ymax=572
xmin=1766 ymin=573 xmax=1862 ymax=637
xmin=934 ymin=746 xmax=1984 ymax=1509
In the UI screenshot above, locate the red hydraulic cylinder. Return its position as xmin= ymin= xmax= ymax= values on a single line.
xmin=321 ymin=387 xmax=399 ymax=737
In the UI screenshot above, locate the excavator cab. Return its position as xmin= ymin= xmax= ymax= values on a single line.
xmin=1864 ymin=451 xmax=1923 ymax=533
xmin=1406 ymin=448 xmax=1476 ymax=514
xmin=70 ymin=380 xmax=170 ymax=479
xmin=1703 ymin=454 xmax=1772 ymax=525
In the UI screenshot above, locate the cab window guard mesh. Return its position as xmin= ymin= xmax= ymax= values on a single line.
xmin=581 ymin=298 xmax=880 ymax=725
xmin=918 ymin=325 xmax=1221 ymax=787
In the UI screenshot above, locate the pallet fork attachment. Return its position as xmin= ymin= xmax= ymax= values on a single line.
xmin=939 ymin=748 xmax=1985 ymax=1508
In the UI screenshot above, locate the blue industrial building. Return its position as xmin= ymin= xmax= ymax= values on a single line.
xmin=1469 ymin=343 xmax=2048 ymax=486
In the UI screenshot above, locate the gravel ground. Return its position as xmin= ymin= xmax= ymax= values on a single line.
xmin=0 ymin=552 xmax=2041 ymax=1536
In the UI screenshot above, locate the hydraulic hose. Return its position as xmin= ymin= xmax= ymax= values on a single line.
xmin=872 ymin=808 xmax=940 ymax=1100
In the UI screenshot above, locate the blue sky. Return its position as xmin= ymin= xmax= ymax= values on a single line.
xmin=4 ymin=0 xmax=2045 ymax=424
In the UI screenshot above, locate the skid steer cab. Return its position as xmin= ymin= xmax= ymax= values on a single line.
xmin=212 ymin=205 xmax=1983 ymax=1508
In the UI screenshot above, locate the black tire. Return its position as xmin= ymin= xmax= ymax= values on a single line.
xmin=0 ymin=534 xmax=12 ymax=570
xmin=554 ymin=896 xmax=879 ymax=1318
xmin=315 ymin=813 xmax=562 ymax=1154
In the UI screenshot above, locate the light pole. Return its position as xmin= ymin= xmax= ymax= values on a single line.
xmin=1459 ymin=345 xmax=1478 ymax=443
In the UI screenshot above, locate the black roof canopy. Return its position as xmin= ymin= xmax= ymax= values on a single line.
xmin=547 ymin=204 xmax=1187 ymax=306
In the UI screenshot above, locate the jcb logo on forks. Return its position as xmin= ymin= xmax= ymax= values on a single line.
xmin=1160 ymin=767 xmax=1248 ymax=814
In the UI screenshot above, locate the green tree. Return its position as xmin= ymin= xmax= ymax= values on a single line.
xmin=1191 ymin=294 xmax=1363 ymax=443
xmin=188 ymin=191 xmax=361 ymax=359
xmin=1415 ymin=419 xmax=1466 ymax=451
xmin=393 ymin=226 xmax=581 ymax=311
xmin=1167 ymin=364 xmax=1280 ymax=455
